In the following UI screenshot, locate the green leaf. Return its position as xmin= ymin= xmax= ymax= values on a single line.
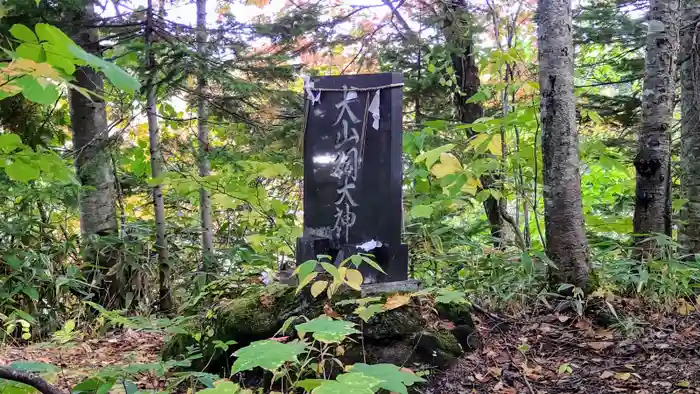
xmin=360 ymin=255 xmax=386 ymax=275
xmin=3 ymin=255 xmax=23 ymax=270
xmin=312 ymin=373 xmax=382 ymax=394
xmin=427 ymin=63 xmax=436 ymax=73
xmin=410 ymin=205 xmax=433 ymax=218
xmin=196 ymin=381 xmax=245 ymax=394
xmin=320 ymin=262 xmax=341 ymax=281
xmin=354 ymin=304 xmax=384 ymax=322
xmin=22 ymin=287 xmax=39 ymax=301
xmin=44 ymin=45 xmax=75 ymax=74
xmin=15 ymin=76 xmax=59 ymax=105
xmin=5 ymin=160 xmax=40 ymax=182
xmin=67 ymin=44 xmax=139 ymax=91
xmin=122 ymin=380 xmax=138 ymax=394
xmin=435 ymin=289 xmax=469 ymax=305
xmin=475 ymin=189 xmax=491 ymax=203
xmin=10 ymin=361 xmax=58 ymax=373
xmin=0 ymin=134 xmax=24 ymax=153
xmin=293 ymin=260 xmax=317 ymax=279
xmin=296 ymin=272 xmax=318 ymax=294
xmin=466 ymin=90 xmax=489 ymax=104
xmin=16 ymin=43 xmax=44 ymax=62
xmin=350 ymin=363 xmax=426 ymax=394
xmin=415 ymin=144 xmax=455 ymax=168
xmin=35 ymin=24 xmax=72 ymax=46
xmin=295 ymin=315 xmax=359 ymax=343
xmin=10 ymin=24 xmax=38 ymax=43
xmin=295 ymin=379 xmax=325 ymax=391
xmin=231 ymin=340 xmax=306 ymax=373
xmin=72 ymin=377 xmax=116 ymax=393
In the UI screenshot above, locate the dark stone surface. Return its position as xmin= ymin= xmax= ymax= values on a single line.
xmin=296 ymin=73 xmax=408 ymax=283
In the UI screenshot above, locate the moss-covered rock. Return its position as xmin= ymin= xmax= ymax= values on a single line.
xmin=162 ymin=280 xmax=476 ymax=375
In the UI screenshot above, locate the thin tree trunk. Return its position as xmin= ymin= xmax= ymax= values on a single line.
xmin=443 ymin=0 xmax=506 ymax=249
xmin=537 ymin=0 xmax=590 ymax=289
xmin=196 ymin=0 xmax=215 ymax=278
xmin=680 ymin=0 xmax=700 ymax=256
xmin=633 ymin=0 xmax=680 ymax=258
xmin=145 ymin=0 xmax=172 ymax=311
xmin=69 ymin=0 xmax=122 ymax=308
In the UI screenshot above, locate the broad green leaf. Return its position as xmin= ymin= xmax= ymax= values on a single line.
xmin=310 ymin=280 xmax=328 ymax=297
xmin=3 ymin=255 xmax=23 ymax=270
xmin=10 ymin=24 xmax=38 ymax=43
xmin=295 ymin=379 xmax=325 ymax=391
xmin=466 ymin=90 xmax=489 ymax=104
xmin=15 ymin=76 xmax=59 ymax=105
xmin=44 ymin=45 xmax=75 ymax=74
xmin=467 ymin=133 xmax=489 ymax=152
xmin=231 ymin=340 xmax=306 ymax=374
xmin=196 ymin=381 xmax=245 ymax=394
xmin=320 ymin=262 xmax=341 ymax=281
xmin=350 ymin=363 xmax=426 ymax=394
xmin=415 ymin=144 xmax=455 ymax=168
xmin=435 ymin=289 xmax=469 ymax=305
xmin=312 ymin=373 xmax=382 ymax=394
xmin=5 ymin=160 xmax=40 ymax=182
xmin=67 ymin=44 xmax=140 ymax=92
xmin=354 ymin=304 xmax=384 ymax=322
xmin=293 ymin=260 xmax=317 ymax=279
xmin=0 ymin=134 xmax=24 ymax=152
xmin=35 ymin=24 xmax=72 ymax=46
xmin=22 ymin=287 xmax=39 ymax=301
xmin=16 ymin=43 xmax=44 ymax=62
xmin=10 ymin=360 xmax=58 ymax=373
xmin=296 ymin=272 xmax=318 ymax=294
xmin=360 ymin=255 xmax=386 ymax=275
xmin=295 ymin=315 xmax=359 ymax=343
xmin=475 ymin=189 xmax=491 ymax=203
xmin=410 ymin=205 xmax=433 ymax=218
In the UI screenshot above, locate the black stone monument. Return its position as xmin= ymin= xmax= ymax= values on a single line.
xmin=295 ymin=73 xmax=408 ymax=283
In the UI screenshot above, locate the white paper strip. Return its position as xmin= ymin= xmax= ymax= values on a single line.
xmin=303 ymin=76 xmax=321 ymax=105
xmin=369 ymin=90 xmax=380 ymax=130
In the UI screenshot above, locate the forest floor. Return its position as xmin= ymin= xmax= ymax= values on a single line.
xmin=429 ymin=297 xmax=700 ymax=394
xmin=0 ymin=298 xmax=698 ymax=394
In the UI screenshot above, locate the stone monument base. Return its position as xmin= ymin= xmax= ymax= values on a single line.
xmin=162 ymin=280 xmax=478 ymax=377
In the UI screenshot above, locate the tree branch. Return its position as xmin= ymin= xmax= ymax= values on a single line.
xmin=0 ymin=367 xmax=64 ymax=394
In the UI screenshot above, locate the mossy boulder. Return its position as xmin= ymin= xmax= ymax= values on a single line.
xmin=162 ymin=280 xmax=476 ymax=375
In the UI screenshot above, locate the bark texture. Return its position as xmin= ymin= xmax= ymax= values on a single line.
xmin=146 ymin=0 xmax=172 ymax=311
xmin=68 ymin=1 xmax=122 ymax=307
xmin=196 ymin=0 xmax=215 ymax=276
xmin=680 ymin=1 xmax=700 ymax=255
xmin=443 ymin=0 xmax=506 ymax=248
xmin=633 ymin=0 xmax=680 ymax=257
xmin=537 ymin=0 xmax=590 ymax=289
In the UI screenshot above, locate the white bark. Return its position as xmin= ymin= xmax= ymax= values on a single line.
xmin=145 ymin=0 xmax=172 ymax=311
xmin=680 ymin=0 xmax=700 ymax=255
xmin=633 ymin=0 xmax=680 ymax=258
xmin=196 ymin=0 xmax=215 ymax=275
xmin=537 ymin=0 xmax=590 ymax=289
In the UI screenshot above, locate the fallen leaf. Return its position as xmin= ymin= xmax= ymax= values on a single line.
xmin=676 ymin=380 xmax=690 ymax=388
xmin=587 ymin=341 xmax=614 ymax=350
xmin=556 ymin=313 xmax=570 ymax=323
xmin=323 ymin=303 xmax=341 ymax=319
xmin=614 ymin=372 xmax=631 ymax=381
xmin=488 ymin=367 xmax=502 ymax=377
xmin=600 ymin=371 xmax=615 ymax=379
xmin=676 ymin=299 xmax=696 ymax=315
xmin=474 ymin=373 xmax=490 ymax=382
xmin=383 ymin=293 xmax=411 ymax=310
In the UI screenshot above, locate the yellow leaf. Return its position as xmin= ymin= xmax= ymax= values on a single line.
xmin=467 ymin=133 xmax=489 ymax=151
xmin=614 ymin=372 xmax=631 ymax=381
xmin=677 ymin=380 xmax=690 ymax=388
xmin=488 ymin=134 xmax=502 ymax=156
xmin=384 ymin=293 xmax=411 ymax=310
xmin=311 ymin=280 xmax=328 ymax=298
xmin=461 ymin=177 xmax=481 ymax=195
xmin=327 ymin=280 xmax=342 ymax=298
xmin=345 ymin=269 xmax=363 ymax=291
xmin=338 ymin=266 xmax=348 ymax=279
xmin=430 ymin=152 xmax=462 ymax=178
xmin=676 ymin=299 xmax=695 ymax=315
xmin=245 ymin=0 xmax=269 ymax=7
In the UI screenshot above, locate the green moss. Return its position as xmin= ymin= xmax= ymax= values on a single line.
xmin=435 ymin=302 xmax=474 ymax=327
xmin=415 ymin=329 xmax=463 ymax=368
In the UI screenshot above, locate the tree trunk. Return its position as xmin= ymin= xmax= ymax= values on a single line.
xmin=680 ymin=1 xmax=700 ymax=256
xmin=69 ymin=0 xmax=122 ymax=308
xmin=196 ymin=0 xmax=216 ymax=278
xmin=633 ymin=0 xmax=679 ymax=258
xmin=537 ymin=0 xmax=590 ymax=289
xmin=145 ymin=0 xmax=172 ymax=311
xmin=442 ymin=0 xmax=506 ymax=248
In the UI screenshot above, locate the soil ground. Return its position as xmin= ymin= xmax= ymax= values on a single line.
xmin=0 ymin=298 xmax=698 ymax=394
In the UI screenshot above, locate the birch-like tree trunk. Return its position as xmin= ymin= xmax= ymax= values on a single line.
xmin=633 ymin=0 xmax=679 ymax=258
xmin=196 ymin=0 xmax=215 ymax=277
xmin=680 ymin=0 xmax=700 ymax=255
xmin=145 ymin=0 xmax=172 ymax=311
xmin=69 ymin=1 xmax=122 ymax=307
xmin=537 ymin=0 xmax=590 ymax=289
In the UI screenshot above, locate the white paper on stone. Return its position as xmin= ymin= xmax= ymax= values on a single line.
xmin=357 ymin=239 xmax=383 ymax=251
xmin=303 ymin=76 xmax=322 ymax=105
xmin=369 ymin=90 xmax=380 ymax=130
